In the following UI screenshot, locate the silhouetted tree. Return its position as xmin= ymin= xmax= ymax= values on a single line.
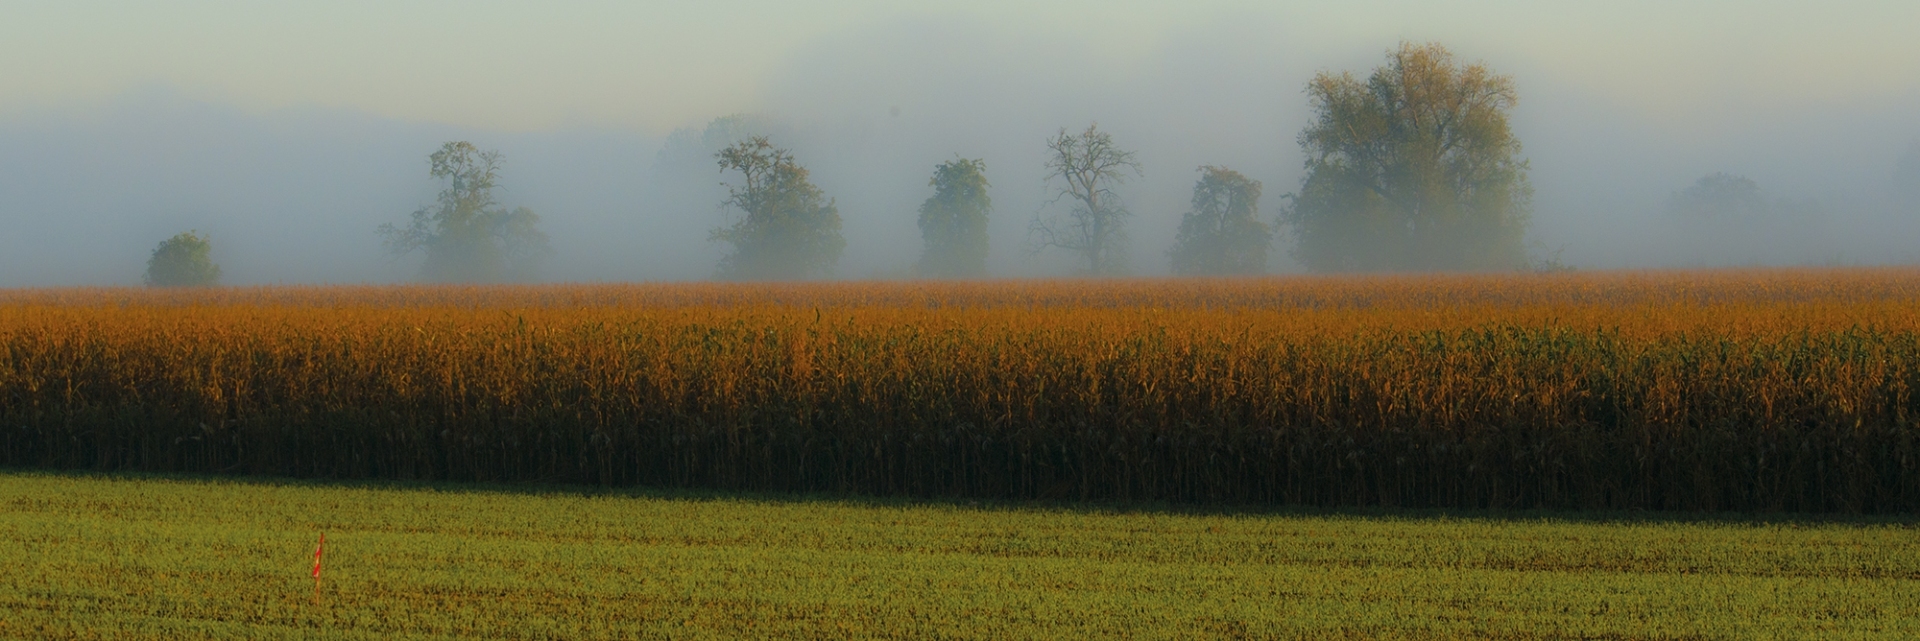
xmin=1168 ymin=166 xmax=1271 ymax=275
xmin=379 ymin=142 xmax=550 ymax=282
xmin=1029 ymin=124 xmax=1141 ymax=275
xmin=711 ymin=137 xmax=844 ymax=280
xmin=1668 ymin=173 xmax=1769 ymax=220
xmin=1662 ymin=172 xmax=1828 ymax=266
xmin=144 ymin=230 xmax=220 ymax=287
xmin=1667 ymin=172 xmax=1820 ymax=222
xmin=656 ymin=114 xmax=774 ymax=174
xmin=916 ymin=158 xmax=992 ymax=278
xmin=1285 ymin=42 xmax=1531 ymax=272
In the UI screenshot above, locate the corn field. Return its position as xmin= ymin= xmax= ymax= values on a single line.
xmin=4 ymin=269 xmax=1920 ymax=512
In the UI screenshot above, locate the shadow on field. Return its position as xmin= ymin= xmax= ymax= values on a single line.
xmin=8 ymin=467 xmax=1915 ymax=528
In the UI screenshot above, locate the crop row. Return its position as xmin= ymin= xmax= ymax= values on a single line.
xmin=5 ymin=274 xmax=1920 ymax=512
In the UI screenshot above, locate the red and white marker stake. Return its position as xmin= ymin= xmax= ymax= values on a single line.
xmin=312 ymin=533 xmax=325 ymax=599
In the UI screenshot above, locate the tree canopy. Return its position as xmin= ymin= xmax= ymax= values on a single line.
xmin=915 ymin=158 xmax=992 ymax=278
xmin=1029 ymin=124 xmax=1141 ymax=275
xmin=1168 ymin=166 xmax=1271 ymax=275
xmin=144 ymin=230 xmax=220 ymax=287
xmin=378 ymin=142 xmax=550 ymax=282
xmin=1285 ymin=42 xmax=1531 ymax=272
xmin=710 ymin=137 xmax=844 ymax=280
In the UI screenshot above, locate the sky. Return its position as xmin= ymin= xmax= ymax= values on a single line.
xmin=2 ymin=1 xmax=1918 ymax=284
xmin=7 ymin=1 xmax=1916 ymax=133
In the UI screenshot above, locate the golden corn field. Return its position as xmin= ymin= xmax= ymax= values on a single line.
xmin=4 ymin=268 xmax=1920 ymax=512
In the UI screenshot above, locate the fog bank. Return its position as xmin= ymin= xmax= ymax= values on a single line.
xmin=2 ymin=15 xmax=1917 ymax=286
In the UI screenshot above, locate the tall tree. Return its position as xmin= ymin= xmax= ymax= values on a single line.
xmin=1029 ymin=124 xmax=1141 ymax=275
xmin=1285 ymin=42 xmax=1531 ymax=272
xmin=1168 ymin=166 xmax=1272 ymax=275
xmin=710 ymin=137 xmax=844 ymax=280
xmin=916 ymin=158 xmax=992 ymax=278
xmin=379 ymin=142 xmax=550 ymax=282
xmin=144 ymin=230 xmax=220 ymax=287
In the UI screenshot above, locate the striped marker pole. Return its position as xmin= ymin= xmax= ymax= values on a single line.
xmin=312 ymin=533 xmax=325 ymax=599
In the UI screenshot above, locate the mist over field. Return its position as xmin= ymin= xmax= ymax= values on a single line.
xmin=2 ymin=5 xmax=1918 ymax=286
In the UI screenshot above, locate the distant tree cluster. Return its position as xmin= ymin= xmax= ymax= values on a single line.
xmin=144 ymin=231 xmax=220 ymax=287
xmin=336 ymin=41 xmax=1549 ymax=284
xmin=132 ymin=43 xmax=1920 ymax=284
xmin=1666 ymin=173 xmax=1818 ymax=221
xmin=1031 ymin=43 xmax=1531 ymax=276
xmin=379 ymin=142 xmax=551 ymax=283
xmin=1658 ymin=172 xmax=1830 ymax=266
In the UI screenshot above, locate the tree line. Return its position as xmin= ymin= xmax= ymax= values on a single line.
xmin=691 ymin=42 xmax=1538 ymax=280
xmin=150 ymin=42 xmax=1909 ymax=286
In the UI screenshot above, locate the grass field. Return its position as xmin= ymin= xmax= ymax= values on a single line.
xmin=3 ymin=472 xmax=1917 ymax=640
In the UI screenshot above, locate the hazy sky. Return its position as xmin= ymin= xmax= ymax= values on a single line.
xmin=6 ymin=1 xmax=1916 ymax=134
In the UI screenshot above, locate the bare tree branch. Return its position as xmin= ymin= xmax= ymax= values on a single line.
xmin=1028 ymin=124 xmax=1142 ymax=274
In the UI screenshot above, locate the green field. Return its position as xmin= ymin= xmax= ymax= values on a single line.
xmin=3 ymin=472 xmax=1917 ymax=640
